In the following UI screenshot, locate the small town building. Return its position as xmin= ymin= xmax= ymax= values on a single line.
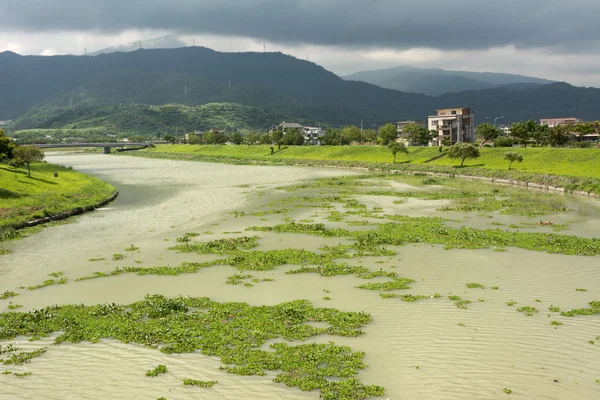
xmin=428 ymin=108 xmax=475 ymax=145
xmin=269 ymin=122 xmax=304 ymax=133
xmin=302 ymin=126 xmax=325 ymax=145
xmin=540 ymin=118 xmax=582 ymax=128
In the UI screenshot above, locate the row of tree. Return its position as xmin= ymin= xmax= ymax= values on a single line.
xmin=476 ymin=120 xmax=600 ymax=148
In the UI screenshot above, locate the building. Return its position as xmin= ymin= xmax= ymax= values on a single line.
xmin=302 ymin=126 xmax=325 ymax=145
xmin=540 ymin=118 xmax=582 ymax=128
xmin=396 ymin=120 xmax=428 ymax=145
xmin=269 ymin=122 xmax=304 ymax=134
xmin=428 ymin=108 xmax=475 ymax=145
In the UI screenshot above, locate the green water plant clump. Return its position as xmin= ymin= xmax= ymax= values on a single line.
xmin=171 ymin=236 xmax=260 ymax=254
xmin=27 ymin=277 xmax=68 ymax=291
xmin=517 ymin=306 xmax=539 ymax=316
xmin=449 ymin=296 xmax=471 ymax=309
xmin=183 ymin=379 xmax=218 ymax=387
xmin=0 ymin=291 xmax=19 ymax=300
xmin=146 ymin=364 xmax=168 ymax=377
xmin=466 ymin=283 xmax=485 ymax=289
xmin=252 ymin=217 xmax=600 ymax=256
xmin=561 ymin=301 xmax=600 ymax=317
xmin=0 ymin=295 xmax=383 ymax=399
xmin=1 ymin=348 xmax=47 ymax=365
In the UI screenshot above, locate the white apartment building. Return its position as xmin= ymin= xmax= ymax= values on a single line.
xmin=302 ymin=126 xmax=325 ymax=145
xmin=428 ymin=108 xmax=475 ymax=145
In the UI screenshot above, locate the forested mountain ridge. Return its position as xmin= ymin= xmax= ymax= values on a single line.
xmin=2 ymin=48 xmax=600 ymax=127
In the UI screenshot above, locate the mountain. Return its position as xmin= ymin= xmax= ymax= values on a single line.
xmin=2 ymin=48 xmax=600 ymax=129
xmin=88 ymin=34 xmax=187 ymax=56
xmin=7 ymin=103 xmax=295 ymax=140
xmin=343 ymin=65 xmax=555 ymax=96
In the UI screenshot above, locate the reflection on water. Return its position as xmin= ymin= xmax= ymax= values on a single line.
xmin=1 ymin=154 xmax=599 ymax=400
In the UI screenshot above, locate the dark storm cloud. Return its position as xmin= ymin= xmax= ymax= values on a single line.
xmin=1 ymin=0 xmax=598 ymax=50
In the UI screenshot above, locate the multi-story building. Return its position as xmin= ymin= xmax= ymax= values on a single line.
xmin=302 ymin=126 xmax=325 ymax=145
xmin=540 ymin=118 xmax=582 ymax=128
xmin=428 ymin=108 xmax=475 ymax=145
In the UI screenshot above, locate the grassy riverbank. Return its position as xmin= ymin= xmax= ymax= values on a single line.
xmin=0 ymin=161 xmax=116 ymax=238
xmin=122 ymin=145 xmax=600 ymax=195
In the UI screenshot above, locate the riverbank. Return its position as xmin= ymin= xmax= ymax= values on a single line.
xmin=120 ymin=145 xmax=600 ymax=195
xmin=0 ymin=161 xmax=116 ymax=241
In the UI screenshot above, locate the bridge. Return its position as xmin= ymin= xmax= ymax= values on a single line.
xmin=34 ymin=143 xmax=154 ymax=154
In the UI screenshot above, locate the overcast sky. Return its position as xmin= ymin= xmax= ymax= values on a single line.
xmin=2 ymin=0 xmax=600 ymax=86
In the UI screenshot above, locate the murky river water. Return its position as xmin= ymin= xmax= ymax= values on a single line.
xmin=1 ymin=154 xmax=599 ymax=400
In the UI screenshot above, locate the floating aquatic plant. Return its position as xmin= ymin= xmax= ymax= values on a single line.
xmin=0 ymin=296 xmax=382 ymax=399
xmin=27 ymin=278 xmax=68 ymax=291
xmin=0 ymin=291 xmax=19 ymax=300
xmin=146 ymin=364 xmax=168 ymax=377
xmin=466 ymin=283 xmax=485 ymax=289
xmin=112 ymin=253 xmax=126 ymax=261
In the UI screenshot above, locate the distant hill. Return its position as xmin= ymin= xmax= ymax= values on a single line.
xmin=343 ymin=65 xmax=555 ymax=96
xmin=2 ymin=48 xmax=600 ymax=129
xmin=89 ymin=35 xmax=187 ymax=56
xmin=7 ymin=103 xmax=294 ymax=138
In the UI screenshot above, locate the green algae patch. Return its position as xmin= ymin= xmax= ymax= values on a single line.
xmin=0 ymin=295 xmax=383 ymax=399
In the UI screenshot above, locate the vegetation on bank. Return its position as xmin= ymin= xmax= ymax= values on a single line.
xmin=0 ymin=160 xmax=116 ymax=239
xmin=121 ymin=145 xmax=600 ymax=194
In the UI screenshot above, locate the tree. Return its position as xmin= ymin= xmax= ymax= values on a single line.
xmin=271 ymin=130 xmax=284 ymax=145
xmin=321 ymin=129 xmax=339 ymax=146
xmin=163 ymin=134 xmax=176 ymax=144
xmin=187 ymin=132 xmax=202 ymax=144
xmin=0 ymin=128 xmax=15 ymax=159
xmin=361 ymin=129 xmax=377 ymax=144
xmin=388 ymin=141 xmax=409 ymax=163
xmin=510 ymin=120 xmax=539 ymax=146
xmin=531 ymin=124 xmax=549 ymax=146
xmin=244 ymin=132 xmax=261 ymax=145
xmin=230 ymin=132 xmax=244 ymax=145
xmin=476 ymin=123 xmax=501 ymax=148
xmin=281 ymin=128 xmax=304 ymax=146
xmin=203 ymin=131 xmax=216 ymax=144
xmin=548 ymin=125 xmax=572 ymax=147
xmin=377 ymin=123 xmax=398 ymax=146
xmin=342 ymin=126 xmax=361 ymax=144
xmin=11 ymin=146 xmax=45 ymax=177
xmin=403 ymin=124 xmax=433 ymax=146
xmin=447 ymin=143 xmax=480 ymax=167
xmin=503 ymin=152 xmax=523 ymax=170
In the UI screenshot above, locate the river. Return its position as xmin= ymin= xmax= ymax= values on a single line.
xmin=1 ymin=153 xmax=599 ymax=400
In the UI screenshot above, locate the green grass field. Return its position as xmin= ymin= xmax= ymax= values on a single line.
xmin=144 ymin=145 xmax=600 ymax=179
xmin=0 ymin=161 xmax=116 ymax=232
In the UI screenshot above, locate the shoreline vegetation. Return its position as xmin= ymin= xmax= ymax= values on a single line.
xmin=118 ymin=145 xmax=600 ymax=196
xmin=0 ymin=161 xmax=117 ymax=244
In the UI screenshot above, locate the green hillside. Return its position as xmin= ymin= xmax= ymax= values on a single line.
xmin=4 ymin=48 xmax=600 ymax=126
xmin=8 ymin=103 xmax=299 ymax=142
